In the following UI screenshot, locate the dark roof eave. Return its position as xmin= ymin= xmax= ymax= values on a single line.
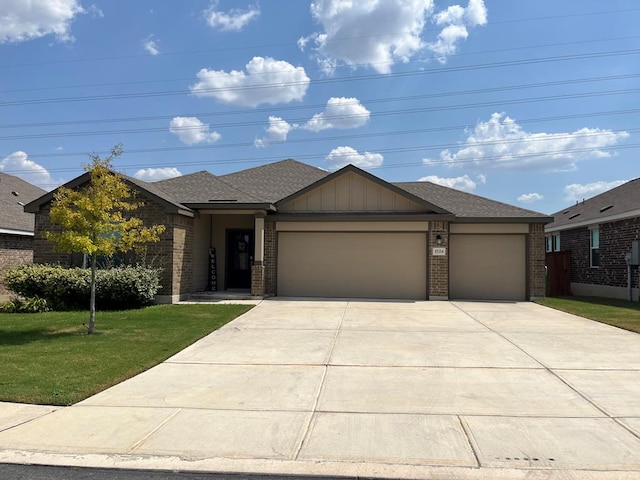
xmin=453 ymin=216 xmax=554 ymax=224
xmin=187 ymin=202 xmax=276 ymax=211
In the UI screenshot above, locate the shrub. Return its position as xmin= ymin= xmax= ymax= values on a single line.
xmin=3 ymin=264 xmax=161 ymax=311
xmin=0 ymin=297 xmax=50 ymax=314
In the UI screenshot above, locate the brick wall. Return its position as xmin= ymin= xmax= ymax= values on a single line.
xmin=528 ymin=223 xmax=546 ymax=298
xmin=264 ymin=220 xmax=276 ymax=295
xmin=0 ymin=234 xmax=34 ymax=297
xmin=428 ymin=221 xmax=448 ymax=298
xmin=561 ymin=217 xmax=640 ymax=289
xmin=31 ymin=189 xmax=188 ymax=298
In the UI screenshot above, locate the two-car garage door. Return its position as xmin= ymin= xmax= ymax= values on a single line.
xmin=277 ymin=231 xmax=427 ymax=299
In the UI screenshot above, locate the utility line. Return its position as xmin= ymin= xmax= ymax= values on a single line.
xmin=3 ymin=49 xmax=639 ymax=108
xmin=2 ymin=72 xmax=639 ymax=130
xmin=1 ymin=6 xmax=637 ymax=70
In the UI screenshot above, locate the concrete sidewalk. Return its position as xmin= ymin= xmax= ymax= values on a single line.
xmin=1 ymin=299 xmax=640 ymax=479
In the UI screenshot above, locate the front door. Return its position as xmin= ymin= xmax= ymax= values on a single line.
xmin=226 ymin=230 xmax=253 ymax=289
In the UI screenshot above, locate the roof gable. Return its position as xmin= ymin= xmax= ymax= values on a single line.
xmin=25 ymin=171 xmax=193 ymax=216
xmin=547 ymin=178 xmax=640 ymax=230
xmin=397 ymin=181 xmax=551 ymax=221
xmin=0 ymin=173 xmax=46 ymax=233
xmin=220 ymin=159 xmax=329 ymax=203
xmin=277 ymin=164 xmax=451 ymax=214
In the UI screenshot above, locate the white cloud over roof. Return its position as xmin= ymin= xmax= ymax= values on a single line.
xmin=169 ymin=116 xmax=221 ymax=145
xmin=134 ymin=168 xmax=183 ymax=182
xmin=325 ymin=146 xmax=383 ymax=169
xmin=0 ymin=151 xmax=54 ymax=190
xmin=423 ymin=112 xmax=629 ymax=172
xmin=190 ymin=57 xmax=310 ymax=107
xmin=563 ymin=180 xmax=627 ymax=202
xmin=303 ymin=97 xmax=371 ymax=131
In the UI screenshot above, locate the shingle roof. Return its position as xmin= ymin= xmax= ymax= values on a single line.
xmin=220 ymin=159 xmax=330 ymax=203
xmin=547 ymin=178 xmax=640 ymax=230
xmin=153 ymin=171 xmax=262 ymax=204
xmin=396 ymin=181 xmax=550 ymax=220
xmin=0 ymin=173 xmax=45 ymax=233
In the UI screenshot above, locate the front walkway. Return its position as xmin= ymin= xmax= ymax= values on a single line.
xmin=0 ymin=300 xmax=639 ymax=479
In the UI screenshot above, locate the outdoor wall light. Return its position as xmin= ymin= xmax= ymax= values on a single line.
xmin=436 ymin=234 xmax=442 ymax=245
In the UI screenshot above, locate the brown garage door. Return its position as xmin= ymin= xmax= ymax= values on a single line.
xmin=449 ymin=234 xmax=526 ymax=301
xmin=277 ymin=231 xmax=427 ymax=299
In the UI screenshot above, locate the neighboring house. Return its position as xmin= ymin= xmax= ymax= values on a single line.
xmin=546 ymin=178 xmax=640 ymax=300
xmin=0 ymin=173 xmax=46 ymax=299
xmin=26 ymin=159 xmax=551 ymax=303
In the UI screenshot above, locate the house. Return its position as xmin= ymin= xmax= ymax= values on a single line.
xmin=545 ymin=178 xmax=640 ymax=300
xmin=0 ymin=173 xmax=46 ymax=299
xmin=25 ymin=159 xmax=552 ymax=302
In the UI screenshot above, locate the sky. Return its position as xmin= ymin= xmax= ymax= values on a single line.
xmin=0 ymin=0 xmax=639 ymax=215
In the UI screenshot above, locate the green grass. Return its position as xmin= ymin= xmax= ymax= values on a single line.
xmin=0 ymin=304 xmax=252 ymax=406
xmin=536 ymin=296 xmax=640 ymax=334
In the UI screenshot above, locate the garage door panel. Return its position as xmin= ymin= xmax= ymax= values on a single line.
xmin=277 ymin=232 xmax=426 ymax=299
xmin=450 ymin=234 xmax=526 ymax=301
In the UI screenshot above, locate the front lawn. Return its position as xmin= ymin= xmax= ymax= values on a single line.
xmin=0 ymin=304 xmax=252 ymax=405
xmin=536 ymin=296 xmax=640 ymax=334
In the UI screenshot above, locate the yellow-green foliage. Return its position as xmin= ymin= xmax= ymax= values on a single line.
xmin=46 ymin=144 xmax=165 ymax=257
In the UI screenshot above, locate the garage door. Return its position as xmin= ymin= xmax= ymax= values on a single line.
xmin=449 ymin=234 xmax=526 ymax=300
xmin=277 ymin=232 xmax=427 ymax=299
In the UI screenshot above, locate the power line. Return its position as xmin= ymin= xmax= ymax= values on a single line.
xmin=3 ymin=48 xmax=639 ymax=108
xmin=3 ymin=87 xmax=638 ymax=142
xmin=1 ymin=6 xmax=637 ymax=70
xmin=3 ymin=34 xmax=640 ymax=95
xmin=2 ymin=72 xmax=638 ymax=130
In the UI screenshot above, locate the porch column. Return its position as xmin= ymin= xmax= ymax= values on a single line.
xmin=251 ymin=213 xmax=266 ymax=296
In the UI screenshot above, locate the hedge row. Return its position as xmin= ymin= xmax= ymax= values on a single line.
xmin=3 ymin=264 xmax=162 ymax=311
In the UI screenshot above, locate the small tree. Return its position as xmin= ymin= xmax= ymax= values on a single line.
xmin=46 ymin=145 xmax=165 ymax=334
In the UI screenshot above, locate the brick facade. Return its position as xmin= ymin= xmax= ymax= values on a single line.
xmin=428 ymin=221 xmax=449 ymax=299
xmin=264 ymin=220 xmax=276 ymax=295
xmin=31 ymin=189 xmax=191 ymax=301
xmin=0 ymin=234 xmax=35 ymax=298
xmin=560 ymin=217 xmax=640 ymax=289
xmin=528 ymin=223 xmax=546 ymax=299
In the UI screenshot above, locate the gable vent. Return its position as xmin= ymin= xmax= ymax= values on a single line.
xmin=569 ymin=213 xmax=581 ymax=219
xmin=599 ymin=205 xmax=614 ymax=213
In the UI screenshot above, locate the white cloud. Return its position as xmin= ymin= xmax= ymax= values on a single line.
xmin=169 ymin=116 xmax=221 ymax=145
xmin=563 ymin=180 xmax=627 ymax=203
xmin=428 ymin=0 xmax=487 ymax=63
xmin=190 ymin=56 xmax=310 ymax=107
xmin=517 ymin=193 xmax=544 ymax=203
xmin=255 ymin=116 xmax=295 ymax=147
xmin=423 ymin=112 xmax=630 ymax=172
xmin=301 ymin=0 xmax=487 ymax=74
xmin=0 ymin=151 xmax=54 ymax=190
xmin=325 ymin=146 xmax=383 ymax=169
xmin=204 ymin=1 xmax=260 ymax=32
xmin=418 ymin=174 xmax=477 ymax=192
xmin=303 ymin=97 xmax=371 ymax=132
xmin=0 ymin=0 xmax=85 ymax=44
xmin=143 ymin=35 xmax=160 ymax=55
xmin=134 ymin=167 xmax=183 ymax=182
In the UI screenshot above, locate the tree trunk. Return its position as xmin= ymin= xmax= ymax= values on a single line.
xmin=88 ymin=253 xmax=97 ymax=335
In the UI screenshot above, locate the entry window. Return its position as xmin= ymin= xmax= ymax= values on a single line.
xmin=590 ymin=228 xmax=599 ymax=267
xmin=545 ymin=234 xmax=560 ymax=252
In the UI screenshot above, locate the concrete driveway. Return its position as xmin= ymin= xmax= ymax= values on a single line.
xmin=1 ymin=299 xmax=640 ymax=479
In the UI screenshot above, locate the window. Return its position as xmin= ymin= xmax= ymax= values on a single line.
xmin=545 ymin=233 xmax=561 ymax=252
xmin=590 ymin=228 xmax=599 ymax=267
